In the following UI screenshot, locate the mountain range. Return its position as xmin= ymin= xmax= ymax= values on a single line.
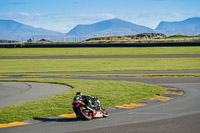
xmin=155 ymin=17 xmax=200 ymax=35
xmin=0 ymin=20 xmax=64 ymax=40
xmin=0 ymin=17 xmax=200 ymax=40
xmin=66 ymin=18 xmax=154 ymax=37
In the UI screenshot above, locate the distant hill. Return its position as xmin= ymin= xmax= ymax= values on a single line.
xmin=67 ymin=17 xmax=200 ymax=37
xmin=1 ymin=17 xmax=200 ymax=41
xmin=155 ymin=17 xmax=200 ymax=36
xmin=83 ymin=33 xmax=167 ymax=43
xmin=0 ymin=20 xmax=64 ymax=40
xmin=66 ymin=18 xmax=154 ymax=37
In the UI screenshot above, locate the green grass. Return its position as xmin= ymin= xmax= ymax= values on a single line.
xmin=0 ymin=78 xmax=165 ymax=123
xmin=166 ymin=36 xmax=199 ymax=39
xmin=0 ymin=47 xmax=200 ymax=57
xmin=0 ymin=58 xmax=199 ymax=73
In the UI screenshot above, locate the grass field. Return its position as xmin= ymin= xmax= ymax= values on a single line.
xmin=0 ymin=58 xmax=199 ymax=73
xmin=0 ymin=46 xmax=199 ymax=124
xmin=0 ymin=78 xmax=165 ymax=123
xmin=0 ymin=46 xmax=200 ymax=57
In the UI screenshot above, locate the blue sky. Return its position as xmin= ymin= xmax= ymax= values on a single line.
xmin=0 ymin=0 xmax=200 ymax=33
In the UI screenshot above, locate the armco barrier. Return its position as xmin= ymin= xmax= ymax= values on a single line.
xmin=0 ymin=42 xmax=200 ymax=48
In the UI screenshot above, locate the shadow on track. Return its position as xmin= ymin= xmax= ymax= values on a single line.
xmin=33 ymin=117 xmax=78 ymax=122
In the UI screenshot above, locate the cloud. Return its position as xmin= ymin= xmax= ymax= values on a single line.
xmin=10 ymin=12 xmax=42 ymax=22
xmin=79 ymin=13 xmax=115 ymax=21
xmin=98 ymin=13 xmax=115 ymax=19
xmin=19 ymin=12 xmax=41 ymax=17
xmin=11 ymin=2 xmax=27 ymax=5
xmin=19 ymin=12 xmax=30 ymax=17
xmin=0 ymin=12 xmax=42 ymax=22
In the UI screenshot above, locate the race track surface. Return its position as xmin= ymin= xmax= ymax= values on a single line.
xmin=73 ymin=113 xmax=200 ymax=133
xmin=2 ymin=70 xmax=199 ymax=75
xmin=0 ymin=82 xmax=71 ymax=107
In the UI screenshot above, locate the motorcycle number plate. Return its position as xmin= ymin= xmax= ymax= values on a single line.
xmin=94 ymin=111 xmax=103 ymax=117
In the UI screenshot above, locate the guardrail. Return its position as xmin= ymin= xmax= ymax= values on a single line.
xmin=0 ymin=41 xmax=200 ymax=48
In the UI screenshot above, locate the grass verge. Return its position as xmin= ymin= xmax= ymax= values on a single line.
xmin=0 ymin=47 xmax=200 ymax=57
xmin=0 ymin=78 xmax=165 ymax=124
xmin=0 ymin=58 xmax=200 ymax=73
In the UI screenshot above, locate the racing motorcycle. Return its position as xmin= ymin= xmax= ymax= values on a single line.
xmin=72 ymin=97 xmax=109 ymax=120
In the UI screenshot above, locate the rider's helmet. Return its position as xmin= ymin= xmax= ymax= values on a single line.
xmin=76 ymin=92 xmax=83 ymax=97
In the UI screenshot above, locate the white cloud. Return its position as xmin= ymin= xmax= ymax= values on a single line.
xmin=172 ymin=13 xmax=182 ymax=18
xmin=11 ymin=2 xmax=27 ymax=5
xmin=79 ymin=13 xmax=115 ymax=21
xmin=5 ymin=12 xmax=43 ymax=22
xmin=98 ymin=13 xmax=115 ymax=19
xmin=32 ymin=13 xmax=41 ymax=16
xmin=19 ymin=12 xmax=41 ymax=17
xmin=19 ymin=12 xmax=30 ymax=17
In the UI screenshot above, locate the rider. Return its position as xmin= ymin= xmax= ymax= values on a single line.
xmin=73 ymin=92 xmax=107 ymax=119
xmin=73 ymin=92 xmax=101 ymax=109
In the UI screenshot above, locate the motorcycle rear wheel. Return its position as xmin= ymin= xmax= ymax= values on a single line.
xmin=78 ymin=106 xmax=92 ymax=120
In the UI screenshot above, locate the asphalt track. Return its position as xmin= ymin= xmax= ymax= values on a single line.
xmin=0 ymin=54 xmax=200 ymax=133
xmin=2 ymin=70 xmax=199 ymax=75
xmin=0 ymin=82 xmax=71 ymax=108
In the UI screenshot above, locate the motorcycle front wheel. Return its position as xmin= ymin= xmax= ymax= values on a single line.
xmin=102 ymin=109 xmax=109 ymax=117
xmin=78 ymin=106 xmax=92 ymax=120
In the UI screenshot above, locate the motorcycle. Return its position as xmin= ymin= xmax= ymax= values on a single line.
xmin=72 ymin=99 xmax=109 ymax=120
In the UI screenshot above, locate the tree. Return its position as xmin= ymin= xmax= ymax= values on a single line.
xmin=27 ymin=38 xmax=32 ymax=43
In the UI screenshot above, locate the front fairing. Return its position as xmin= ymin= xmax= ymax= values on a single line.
xmin=72 ymin=100 xmax=85 ymax=108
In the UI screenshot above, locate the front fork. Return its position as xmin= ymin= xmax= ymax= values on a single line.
xmin=73 ymin=107 xmax=79 ymax=117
